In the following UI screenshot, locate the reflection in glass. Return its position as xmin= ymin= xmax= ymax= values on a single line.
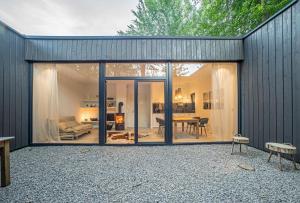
xmin=106 ymin=63 xmax=167 ymax=77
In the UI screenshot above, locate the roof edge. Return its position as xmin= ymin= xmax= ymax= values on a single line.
xmin=23 ymin=35 xmax=243 ymax=40
xmin=0 ymin=19 xmax=25 ymax=38
xmin=242 ymin=0 xmax=298 ymax=38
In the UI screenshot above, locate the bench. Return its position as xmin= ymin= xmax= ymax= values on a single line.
xmin=0 ymin=137 xmax=14 ymax=187
xmin=265 ymin=142 xmax=297 ymax=171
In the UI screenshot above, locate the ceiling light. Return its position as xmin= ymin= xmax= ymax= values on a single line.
xmin=175 ymin=88 xmax=183 ymax=101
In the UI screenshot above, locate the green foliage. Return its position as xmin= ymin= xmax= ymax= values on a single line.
xmin=119 ymin=0 xmax=292 ymax=36
xmin=118 ymin=0 xmax=197 ymax=36
xmin=195 ymin=0 xmax=292 ymax=36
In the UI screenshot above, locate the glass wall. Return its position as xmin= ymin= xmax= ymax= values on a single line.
xmin=106 ymin=80 xmax=135 ymax=144
xmin=138 ymin=81 xmax=165 ymax=143
xmin=32 ymin=62 xmax=238 ymax=145
xmin=32 ymin=63 xmax=99 ymax=144
xmin=172 ymin=63 xmax=238 ymax=143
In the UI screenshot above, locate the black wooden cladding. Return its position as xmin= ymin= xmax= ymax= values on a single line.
xmin=0 ymin=23 xmax=30 ymax=150
xmin=24 ymin=38 xmax=244 ymax=61
xmin=241 ymin=1 xmax=300 ymax=161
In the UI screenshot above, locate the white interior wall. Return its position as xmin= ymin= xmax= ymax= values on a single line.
xmin=57 ymin=70 xmax=99 ymax=122
xmin=58 ymin=74 xmax=84 ymax=122
xmin=138 ymin=84 xmax=151 ymax=128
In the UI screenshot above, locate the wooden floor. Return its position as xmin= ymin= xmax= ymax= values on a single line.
xmin=106 ymin=128 xmax=164 ymax=144
xmin=49 ymin=128 xmax=232 ymax=144
xmin=173 ymin=134 xmax=232 ymax=143
xmin=57 ymin=129 xmax=99 ymax=144
xmin=106 ymin=127 xmax=232 ymax=144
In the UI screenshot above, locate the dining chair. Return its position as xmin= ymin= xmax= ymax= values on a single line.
xmin=186 ymin=117 xmax=200 ymax=134
xmin=199 ymin=118 xmax=208 ymax=136
xmin=156 ymin=118 xmax=165 ymax=136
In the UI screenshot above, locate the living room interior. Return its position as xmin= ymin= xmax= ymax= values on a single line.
xmin=32 ymin=62 xmax=237 ymax=144
xmin=32 ymin=63 xmax=100 ymax=144
xmin=105 ymin=63 xmax=238 ymax=144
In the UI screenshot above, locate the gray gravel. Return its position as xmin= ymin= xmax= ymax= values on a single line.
xmin=0 ymin=144 xmax=299 ymax=202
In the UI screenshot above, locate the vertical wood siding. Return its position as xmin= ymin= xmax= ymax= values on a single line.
xmin=241 ymin=1 xmax=300 ymax=161
xmin=24 ymin=38 xmax=244 ymax=61
xmin=0 ymin=24 xmax=29 ymax=150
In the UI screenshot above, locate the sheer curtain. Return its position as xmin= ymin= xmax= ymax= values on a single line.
xmin=210 ymin=64 xmax=237 ymax=138
xmin=32 ymin=63 xmax=59 ymax=143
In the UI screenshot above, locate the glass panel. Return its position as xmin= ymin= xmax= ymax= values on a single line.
xmin=106 ymin=63 xmax=167 ymax=77
xmin=172 ymin=63 xmax=238 ymax=143
xmin=138 ymin=81 xmax=165 ymax=143
xmin=32 ymin=63 xmax=99 ymax=144
xmin=106 ymin=80 xmax=134 ymax=144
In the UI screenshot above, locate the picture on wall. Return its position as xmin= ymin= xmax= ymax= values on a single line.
xmin=153 ymin=103 xmax=164 ymax=113
xmin=190 ymin=93 xmax=195 ymax=103
xmin=173 ymin=103 xmax=195 ymax=113
xmin=152 ymin=103 xmax=196 ymax=113
xmin=203 ymin=92 xmax=211 ymax=109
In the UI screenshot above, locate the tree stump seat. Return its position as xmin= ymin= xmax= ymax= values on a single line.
xmin=265 ymin=142 xmax=297 ymax=171
xmin=231 ymin=134 xmax=250 ymax=154
xmin=233 ymin=136 xmax=249 ymax=144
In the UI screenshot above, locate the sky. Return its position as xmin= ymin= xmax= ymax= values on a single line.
xmin=0 ymin=0 xmax=138 ymax=36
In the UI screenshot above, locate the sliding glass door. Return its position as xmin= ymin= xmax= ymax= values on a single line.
xmin=104 ymin=80 xmax=166 ymax=144
xmin=137 ymin=81 xmax=165 ymax=143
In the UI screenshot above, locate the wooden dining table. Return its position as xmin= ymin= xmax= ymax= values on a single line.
xmin=0 ymin=137 xmax=14 ymax=187
xmin=173 ymin=117 xmax=200 ymax=139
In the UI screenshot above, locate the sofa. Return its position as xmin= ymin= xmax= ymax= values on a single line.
xmin=59 ymin=116 xmax=93 ymax=140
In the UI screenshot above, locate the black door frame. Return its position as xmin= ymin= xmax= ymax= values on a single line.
xmin=100 ymin=62 xmax=169 ymax=145
xmin=135 ymin=79 xmax=167 ymax=144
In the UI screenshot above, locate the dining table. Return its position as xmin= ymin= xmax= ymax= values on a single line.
xmin=0 ymin=137 xmax=14 ymax=187
xmin=173 ymin=117 xmax=200 ymax=139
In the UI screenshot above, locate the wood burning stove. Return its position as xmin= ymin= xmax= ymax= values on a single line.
xmin=115 ymin=113 xmax=125 ymax=130
xmin=115 ymin=102 xmax=125 ymax=130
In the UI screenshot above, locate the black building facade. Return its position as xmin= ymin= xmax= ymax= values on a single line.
xmin=0 ymin=0 xmax=299 ymax=161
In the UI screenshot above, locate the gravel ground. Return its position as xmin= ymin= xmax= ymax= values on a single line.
xmin=0 ymin=144 xmax=299 ymax=202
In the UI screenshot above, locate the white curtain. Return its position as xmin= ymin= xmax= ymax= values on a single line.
xmin=32 ymin=63 xmax=59 ymax=143
xmin=210 ymin=64 xmax=237 ymax=138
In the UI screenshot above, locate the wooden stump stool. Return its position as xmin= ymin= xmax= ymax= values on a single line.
xmin=231 ymin=134 xmax=249 ymax=154
xmin=0 ymin=137 xmax=14 ymax=187
xmin=265 ymin=142 xmax=297 ymax=171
